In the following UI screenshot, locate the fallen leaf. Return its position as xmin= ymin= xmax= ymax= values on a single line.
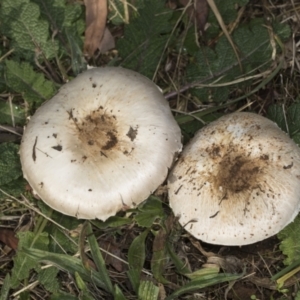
xmin=180 ymin=0 xmax=209 ymax=33
xmin=194 ymin=0 xmax=209 ymax=33
xmin=98 ymin=27 xmax=115 ymax=53
xmin=99 ymin=239 xmax=125 ymax=272
xmin=0 ymin=229 xmax=18 ymax=250
xmin=84 ymin=0 xmax=108 ymax=58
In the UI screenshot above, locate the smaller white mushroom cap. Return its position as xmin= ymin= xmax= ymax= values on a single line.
xmin=20 ymin=67 xmax=182 ymax=220
xmin=168 ymin=112 xmax=300 ymax=246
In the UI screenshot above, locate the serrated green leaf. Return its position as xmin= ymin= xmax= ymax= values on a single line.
xmin=0 ymin=143 xmax=22 ymax=186
xmin=138 ymin=280 xmax=159 ymax=300
xmin=278 ymin=215 xmax=300 ymax=265
xmin=1 ymin=0 xmax=58 ymax=59
xmin=38 ymin=267 xmax=60 ymax=293
xmin=117 ymin=0 xmax=173 ymax=78
xmin=0 ymin=177 xmax=27 ymax=200
xmin=135 ymin=196 xmax=164 ymax=228
xmin=32 ymin=0 xmax=66 ymax=32
xmin=186 ymin=19 xmax=274 ymax=103
xmin=204 ymin=0 xmax=249 ymax=39
xmin=11 ymin=231 xmax=49 ymax=288
xmin=273 ymin=21 xmax=291 ymax=42
xmin=0 ymin=274 xmax=11 ymax=300
xmin=0 ymin=102 xmax=25 ymax=126
xmin=5 ymin=60 xmax=57 ymax=106
xmin=32 ymin=0 xmax=84 ymax=64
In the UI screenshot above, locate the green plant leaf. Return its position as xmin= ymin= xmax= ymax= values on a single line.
xmin=0 ymin=274 xmax=11 ymax=300
xmin=91 ymin=216 xmax=132 ymax=230
xmin=0 ymin=102 xmax=25 ymax=126
xmin=38 ymin=267 xmax=60 ymax=293
xmin=1 ymin=0 xmax=58 ymax=59
xmin=127 ymin=229 xmax=149 ymax=292
xmin=127 ymin=269 xmax=140 ymax=294
xmin=138 ymin=280 xmax=159 ymax=300
xmin=21 ymin=247 xmax=110 ymax=293
xmin=5 ymin=60 xmax=57 ymax=107
xmin=11 ymin=231 xmax=49 ymax=288
xmin=42 ymin=208 xmax=81 ymax=254
xmin=32 ymin=0 xmax=84 ymax=66
xmin=277 ymin=215 xmax=300 ymax=265
xmin=134 ymin=196 xmax=164 ymax=228
xmin=165 ymin=273 xmax=242 ymax=300
xmin=186 ymin=267 xmax=220 ymax=280
xmin=0 ymin=177 xmax=26 ymax=200
xmin=85 ymin=222 xmax=114 ymax=294
xmin=205 ymin=0 xmax=249 ymax=39
xmin=50 ymin=292 xmax=78 ymax=300
xmin=267 ymin=104 xmax=287 ymax=131
xmin=186 ymin=19 xmax=276 ymax=103
xmin=267 ymin=102 xmax=300 ymax=145
xmin=166 ymin=242 xmax=191 ymax=275
xmin=0 ymin=143 xmax=22 ymax=186
xmin=117 ymin=0 xmax=173 ymax=78
xmin=75 ymin=271 xmax=95 ymax=299
xmin=114 ymin=285 xmax=127 ymax=300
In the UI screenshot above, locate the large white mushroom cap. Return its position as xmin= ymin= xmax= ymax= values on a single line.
xmin=168 ymin=112 xmax=300 ymax=246
xmin=20 ymin=67 xmax=182 ymax=220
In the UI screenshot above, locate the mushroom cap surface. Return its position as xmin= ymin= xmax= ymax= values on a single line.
xmin=20 ymin=67 xmax=182 ymax=220
xmin=168 ymin=112 xmax=300 ymax=246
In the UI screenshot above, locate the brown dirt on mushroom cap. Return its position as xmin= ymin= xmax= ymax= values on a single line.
xmin=70 ymin=108 xmax=133 ymax=160
xmin=208 ymin=143 xmax=265 ymax=195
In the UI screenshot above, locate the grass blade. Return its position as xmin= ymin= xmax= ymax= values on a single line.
xmin=85 ymin=222 xmax=114 ymax=294
xmin=165 ymin=273 xmax=242 ymax=300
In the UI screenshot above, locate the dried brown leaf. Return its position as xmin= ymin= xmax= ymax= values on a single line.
xmin=194 ymin=0 xmax=209 ymax=32
xmin=99 ymin=239 xmax=125 ymax=272
xmin=84 ymin=0 xmax=107 ymax=58
xmin=0 ymin=229 xmax=18 ymax=250
xmin=180 ymin=0 xmax=209 ymax=33
xmin=98 ymin=27 xmax=115 ymax=53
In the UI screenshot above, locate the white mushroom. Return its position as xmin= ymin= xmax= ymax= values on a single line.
xmin=168 ymin=112 xmax=300 ymax=246
xmin=20 ymin=67 xmax=182 ymax=220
